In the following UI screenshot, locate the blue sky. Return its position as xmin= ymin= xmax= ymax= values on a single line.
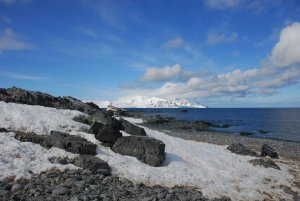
xmin=0 ymin=0 xmax=300 ymax=107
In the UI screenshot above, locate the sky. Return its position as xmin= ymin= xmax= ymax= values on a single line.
xmin=0 ymin=0 xmax=300 ymax=107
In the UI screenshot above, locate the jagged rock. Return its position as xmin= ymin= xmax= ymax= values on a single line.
xmin=112 ymin=136 xmax=165 ymax=167
xmin=73 ymin=155 xmax=111 ymax=175
xmin=95 ymin=121 xmax=122 ymax=146
xmin=227 ymin=143 xmax=257 ymax=157
xmin=15 ymin=131 xmax=97 ymax=155
xmin=89 ymin=111 xmax=116 ymax=124
xmin=261 ymin=144 xmax=279 ymax=158
xmin=72 ymin=115 xmax=92 ymax=125
xmin=248 ymin=159 xmax=280 ymax=170
xmin=87 ymin=121 xmax=104 ymax=134
xmin=0 ymin=87 xmax=99 ymax=114
xmin=119 ymin=118 xmax=146 ymax=136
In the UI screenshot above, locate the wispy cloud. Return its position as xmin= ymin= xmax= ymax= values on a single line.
xmin=0 ymin=71 xmax=45 ymax=81
xmin=203 ymin=0 xmax=282 ymax=12
xmin=0 ymin=0 xmax=32 ymax=5
xmin=161 ymin=37 xmax=185 ymax=49
xmin=0 ymin=28 xmax=36 ymax=53
xmin=207 ymin=32 xmax=238 ymax=45
xmin=204 ymin=0 xmax=240 ymax=10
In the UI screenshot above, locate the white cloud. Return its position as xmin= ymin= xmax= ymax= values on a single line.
xmin=117 ymin=22 xmax=300 ymax=101
xmin=269 ymin=22 xmax=300 ymax=68
xmin=207 ymin=32 xmax=238 ymax=45
xmin=0 ymin=28 xmax=35 ymax=53
xmin=204 ymin=0 xmax=240 ymax=10
xmin=161 ymin=37 xmax=185 ymax=49
xmin=139 ymin=64 xmax=182 ymax=83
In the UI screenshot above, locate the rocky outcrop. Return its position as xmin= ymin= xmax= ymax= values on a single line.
xmin=119 ymin=118 xmax=146 ymax=136
xmin=87 ymin=121 xmax=104 ymax=134
xmin=95 ymin=120 xmax=122 ymax=147
xmin=112 ymin=136 xmax=165 ymax=167
xmin=15 ymin=131 xmax=97 ymax=155
xmin=89 ymin=111 xmax=115 ymax=124
xmin=0 ymin=87 xmax=99 ymax=114
xmin=248 ymin=159 xmax=280 ymax=170
xmin=227 ymin=143 xmax=257 ymax=157
xmin=261 ymin=144 xmax=279 ymax=158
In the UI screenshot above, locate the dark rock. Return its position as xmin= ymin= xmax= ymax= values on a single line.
xmin=89 ymin=111 xmax=112 ymax=124
xmin=49 ymin=157 xmax=70 ymax=165
xmin=95 ymin=121 xmax=122 ymax=146
xmin=261 ymin=144 xmax=279 ymax=158
xmin=72 ymin=115 xmax=92 ymax=125
xmin=87 ymin=121 xmax=104 ymax=134
xmin=249 ymin=159 xmax=280 ymax=170
xmin=15 ymin=131 xmax=97 ymax=155
xmin=73 ymin=155 xmax=111 ymax=175
xmin=119 ymin=118 xmax=146 ymax=136
xmin=259 ymin=130 xmax=269 ymax=134
xmin=240 ymin=132 xmax=254 ymax=136
xmin=180 ymin=109 xmax=188 ymax=113
xmin=0 ymin=128 xmax=9 ymax=132
xmin=50 ymin=131 xmax=97 ymax=155
xmin=227 ymin=143 xmax=257 ymax=157
xmin=112 ymin=136 xmax=165 ymax=166
xmin=0 ymin=87 xmax=99 ymax=114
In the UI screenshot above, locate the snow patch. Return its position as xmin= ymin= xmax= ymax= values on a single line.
xmin=0 ymin=132 xmax=78 ymax=180
xmin=0 ymin=101 xmax=88 ymax=134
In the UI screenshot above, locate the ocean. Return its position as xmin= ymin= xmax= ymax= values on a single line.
xmin=129 ymin=108 xmax=300 ymax=142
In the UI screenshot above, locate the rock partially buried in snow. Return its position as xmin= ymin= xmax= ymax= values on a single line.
xmin=87 ymin=121 xmax=104 ymax=134
xmin=73 ymin=155 xmax=111 ymax=175
xmin=15 ymin=131 xmax=97 ymax=155
xmin=95 ymin=120 xmax=122 ymax=147
xmin=248 ymin=158 xmax=280 ymax=170
xmin=112 ymin=136 xmax=165 ymax=167
xmin=119 ymin=118 xmax=146 ymax=136
xmin=49 ymin=155 xmax=111 ymax=175
xmin=261 ymin=144 xmax=279 ymax=159
xmin=227 ymin=143 xmax=257 ymax=157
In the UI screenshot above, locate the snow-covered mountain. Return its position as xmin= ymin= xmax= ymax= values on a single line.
xmin=111 ymin=96 xmax=207 ymax=108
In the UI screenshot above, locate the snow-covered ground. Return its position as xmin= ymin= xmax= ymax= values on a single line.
xmin=0 ymin=101 xmax=297 ymax=200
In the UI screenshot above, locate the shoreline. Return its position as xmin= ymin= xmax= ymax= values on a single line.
xmin=140 ymin=122 xmax=300 ymax=162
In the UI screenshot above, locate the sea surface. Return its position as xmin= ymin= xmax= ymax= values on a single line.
xmin=129 ymin=108 xmax=300 ymax=142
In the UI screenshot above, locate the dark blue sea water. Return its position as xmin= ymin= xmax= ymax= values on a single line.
xmin=129 ymin=108 xmax=300 ymax=142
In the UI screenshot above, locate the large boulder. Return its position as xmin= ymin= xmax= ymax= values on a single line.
xmin=95 ymin=120 xmax=122 ymax=146
xmin=89 ymin=111 xmax=118 ymax=124
xmin=119 ymin=118 xmax=146 ymax=136
xmin=15 ymin=131 xmax=97 ymax=155
xmin=112 ymin=136 xmax=165 ymax=167
xmin=87 ymin=121 xmax=104 ymax=134
xmin=261 ymin=144 xmax=278 ymax=159
xmin=227 ymin=143 xmax=257 ymax=157
xmin=50 ymin=131 xmax=97 ymax=155
xmin=0 ymin=87 xmax=99 ymax=114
